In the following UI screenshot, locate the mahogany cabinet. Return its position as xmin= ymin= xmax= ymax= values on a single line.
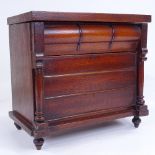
xmin=7 ymin=11 xmax=151 ymax=150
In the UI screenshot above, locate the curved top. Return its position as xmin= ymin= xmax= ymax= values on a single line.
xmin=7 ymin=11 xmax=151 ymax=25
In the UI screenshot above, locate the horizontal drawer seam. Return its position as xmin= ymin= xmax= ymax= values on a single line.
xmin=44 ymin=40 xmax=139 ymax=45
xmin=36 ymin=51 xmax=137 ymax=59
xmin=44 ymin=84 xmax=136 ymax=100
xmin=44 ymin=67 xmax=136 ymax=78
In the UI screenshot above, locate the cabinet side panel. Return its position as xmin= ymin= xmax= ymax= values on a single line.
xmin=9 ymin=23 xmax=34 ymax=122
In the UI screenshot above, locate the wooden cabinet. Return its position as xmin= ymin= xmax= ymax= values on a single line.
xmin=7 ymin=11 xmax=151 ymax=150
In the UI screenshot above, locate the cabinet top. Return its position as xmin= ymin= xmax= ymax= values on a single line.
xmin=7 ymin=11 xmax=151 ymax=25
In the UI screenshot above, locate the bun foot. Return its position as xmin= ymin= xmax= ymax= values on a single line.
xmin=14 ymin=122 xmax=21 ymax=130
xmin=33 ymin=138 xmax=44 ymax=150
xmin=132 ymin=116 xmax=141 ymax=128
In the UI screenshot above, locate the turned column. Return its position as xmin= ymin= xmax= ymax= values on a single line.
xmin=34 ymin=61 xmax=45 ymax=123
xmin=32 ymin=22 xmax=45 ymax=150
xmin=132 ymin=23 xmax=148 ymax=128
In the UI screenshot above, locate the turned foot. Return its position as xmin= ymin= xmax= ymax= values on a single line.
xmin=33 ymin=138 xmax=44 ymax=150
xmin=132 ymin=116 xmax=141 ymax=128
xmin=14 ymin=122 xmax=21 ymax=130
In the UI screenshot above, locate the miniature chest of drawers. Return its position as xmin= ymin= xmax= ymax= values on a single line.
xmin=8 ymin=11 xmax=151 ymax=150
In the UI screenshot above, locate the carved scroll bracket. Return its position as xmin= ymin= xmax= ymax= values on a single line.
xmin=140 ymin=48 xmax=148 ymax=63
xmin=137 ymin=96 xmax=145 ymax=106
xmin=134 ymin=96 xmax=145 ymax=115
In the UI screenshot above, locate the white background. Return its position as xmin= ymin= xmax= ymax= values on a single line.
xmin=0 ymin=0 xmax=154 ymax=154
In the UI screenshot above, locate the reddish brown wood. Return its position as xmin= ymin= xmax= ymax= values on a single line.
xmin=44 ymin=70 xmax=136 ymax=98
xmin=34 ymin=61 xmax=45 ymax=122
xmin=8 ymin=11 xmax=151 ymax=150
xmin=44 ymin=85 xmax=136 ymax=120
xmin=31 ymin=22 xmax=45 ymax=123
xmin=138 ymin=24 xmax=148 ymax=100
xmin=44 ymin=42 xmax=139 ymax=56
xmin=44 ymin=23 xmax=140 ymax=55
xmin=44 ymin=24 xmax=141 ymax=43
xmin=32 ymin=22 xmax=44 ymax=57
xmin=132 ymin=23 xmax=148 ymax=128
xmin=7 ymin=11 xmax=151 ymax=25
xmin=9 ymin=106 xmax=148 ymax=138
xmin=9 ymin=23 xmax=34 ymax=123
xmin=43 ymin=53 xmax=136 ymax=75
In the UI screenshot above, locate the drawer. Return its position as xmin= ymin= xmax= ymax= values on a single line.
xmin=43 ymin=52 xmax=137 ymax=75
xmin=44 ymin=24 xmax=141 ymax=43
xmin=44 ymin=70 xmax=136 ymax=98
xmin=44 ymin=42 xmax=139 ymax=55
xmin=44 ymin=85 xmax=136 ymax=120
xmin=44 ymin=23 xmax=141 ymax=55
xmin=44 ymin=24 xmax=112 ymax=43
xmin=43 ymin=52 xmax=137 ymax=120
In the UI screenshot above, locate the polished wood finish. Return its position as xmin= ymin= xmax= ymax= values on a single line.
xmin=132 ymin=23 xmax=148 ymax=128
xmin=44 ymin=24 xmax=141 ymax=43
xmin=8 ymin=11 xmax=151 ymax=150
xmin=44 ymin=85 xmax=136 ymax=120
xmin=44 ymin=42 xmax=139 ymax=55
xmin=44 ymin=23 xmax=140 ymax=55
xmin=44 ymin=70 xmax=136 ymax=98
xmin=7 ymin=11 xmax=151 ymax=24
xmin=43 ymin=53 xmax=136 ymax=75
xmin=9 ymin=23 xmax=34 ymax=122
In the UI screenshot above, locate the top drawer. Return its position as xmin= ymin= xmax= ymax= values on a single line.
xmin=44 ymin=23 xmax=141 ymax=55
xmin=44 ymin=24 xmax=141 ymax=43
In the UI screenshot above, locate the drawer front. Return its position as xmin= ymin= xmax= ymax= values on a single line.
xmin=44 ymin=23 xmax=141 ymax=55
xmin=43 ymin=52 xmax=137 ymax=120
xmin=44 ymin=24 xmax=112 ymax=43
xmin=44 ymin=52 xmax=136 ymax=75
xmin=44 ymin=85 xmax=136 ymax=120
xmin=44 ymin=70 xmax=136 ymax=99
xmin=45 ymin=42 xmax=138 ymax=56
xmin=44 ymin=24 xmax=141 ymax=43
